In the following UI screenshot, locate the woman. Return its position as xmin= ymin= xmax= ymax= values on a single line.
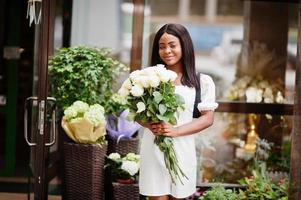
xmin=139 ymin=23 xmax=218 ymax=200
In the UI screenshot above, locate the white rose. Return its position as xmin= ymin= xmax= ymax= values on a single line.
xmin=118 ymin=87 xmax=130 ymax=97
xmin=139 ymin=76 xmax=151 ymax=88
xmin=129 ymin=70 xmax=141 ymax=80
xmin=121 ymin=160 xmax=139 ymax=176
xmin=156 ymin=64 xmax=165 ymax=68
xmin=122 ymin=78 xmax=132 ymax=90
xmin=157 ymin=70 xmax=172 ymax=82
xmin=149 ymin=75 xmax=161 ymax=87
xmin=108 ymin=153 xmax=121 ymax=160
xmin=136 ymin=102 xmax=146 ymax=113
xmin=130 ymin=85 xmax=144 ymax=97
xmin=142 ymin=67 xmax=157 ymax=77
xmin=246 ymin=87 xmax=263 ymax=102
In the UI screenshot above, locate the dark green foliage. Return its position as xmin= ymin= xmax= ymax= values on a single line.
xmin=48 ymin=46 xmax=126 ymax=115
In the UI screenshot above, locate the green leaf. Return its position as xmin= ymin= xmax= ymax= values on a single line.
xmin=156 ymin=114 xmax=169 ymax=122
xmin=168 ymin=116 xmax=177 ymax=125
xmin=175 ymin=94 xmax=185 ymax=105
xmin=158 ymin=104 xmax=167 ymax=115
xmin=153 ymin=91 xmax=163 ymax=103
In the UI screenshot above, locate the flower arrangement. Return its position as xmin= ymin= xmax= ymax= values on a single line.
xmin=105 ymin=93 xmax=141 ymax=140
xmin=118 ymin=64 xmax=187 ymax=184
xmin=226 ymin=41 xmax=285 ymax=104
xmin=106 ymin=152 xmax=140 ymax=183
xmin=61 ymin=100 xmax=107 ymax=145
xmin=226 ymin=75 xmax=285 ymax=104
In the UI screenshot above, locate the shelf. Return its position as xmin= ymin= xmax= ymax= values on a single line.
xmin=216 ymin=101 xmax=294 ymax=116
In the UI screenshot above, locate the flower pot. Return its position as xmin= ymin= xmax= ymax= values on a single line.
xmin=63 ymin=142 xmax=107 ymax=200
xmin=112 ymin=182 xmax=139 ymax=200
xmin=116 ymin=178 xmax=136 ymax=184
xmin=107 ymin=136 xmax=140 ymax=155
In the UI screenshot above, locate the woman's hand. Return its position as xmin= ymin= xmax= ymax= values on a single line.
xmin=150 ymin=122 xmax=179 ymax=137
xmin=137 ymin=121 xmax=179 ymax=137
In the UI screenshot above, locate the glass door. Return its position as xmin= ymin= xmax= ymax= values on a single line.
xmin=24 ymin=0 xmax=59 ymax=199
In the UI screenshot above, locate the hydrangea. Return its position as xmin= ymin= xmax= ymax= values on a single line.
xmin=124 ymin=152 xmax=140 ymax=162
xmin=121 ymin=160 xmax=139 ymax=176
xmin=106 ymin=152 xmax=140 ymax=181
xmin=62 ymin=100 xmax=107 ymax=144
xmin=84 ymin=107 xmax=105 ymax=127
xmin=108 ymin=152 xmax=121 ymax=160
xmin=64 ymin=101 xmax=105 ymax=127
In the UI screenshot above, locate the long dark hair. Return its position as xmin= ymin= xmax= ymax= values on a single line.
xmin=150 ymin=23 xmax=200 ymax=89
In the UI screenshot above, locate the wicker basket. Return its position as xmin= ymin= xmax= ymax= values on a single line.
xmin=107 ymin=137 xmax=140 ymax=155
xmin=63 ymin=142 xmax=107 ymax=200
xmin=112 ymin=182 xmax=139 ymax=200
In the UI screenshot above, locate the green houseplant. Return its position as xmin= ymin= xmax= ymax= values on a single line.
xmin=48 ymin=46 xmax=127 ymax=115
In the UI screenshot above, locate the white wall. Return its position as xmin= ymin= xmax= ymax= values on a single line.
xmin=71 ymin=0 xmax=121 ymax=52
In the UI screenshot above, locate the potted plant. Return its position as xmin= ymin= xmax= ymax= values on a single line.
xmin=48 ymin=46 xmax=127 ymax=116
xmin=106 ymin=152 xmax=140 ymax=200
xmin=61 ymin=100 xmax=108 ymax=200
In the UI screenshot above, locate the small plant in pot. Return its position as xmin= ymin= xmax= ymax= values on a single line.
xmin=106 ymin=152 xmax=140 ymax=184
xmin=61 ymin=100 xmax=108 ymax=200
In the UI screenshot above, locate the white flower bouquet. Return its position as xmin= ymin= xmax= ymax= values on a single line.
xmin=118 ymin=64 xmax=187 ymax=184
xmin=61 ymin=100 xmax=107 ymax=144
xmin=106 ymin=152 xmax=140 ymax=183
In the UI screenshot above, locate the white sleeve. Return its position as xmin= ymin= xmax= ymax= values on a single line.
xmin=197 ymin=74 xmax=219 ymax=111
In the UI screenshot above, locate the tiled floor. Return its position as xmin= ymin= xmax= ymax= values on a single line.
xmin=0 ymin=192 xmax=61 ymax=200
xmin=0 ymin=176 xmax=62 ymax=199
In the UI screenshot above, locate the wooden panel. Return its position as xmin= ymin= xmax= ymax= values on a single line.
xmin=289 ymin=1 xmax=301 ymax=199
xmin=130 ymin=0 xmax=145 ymax=71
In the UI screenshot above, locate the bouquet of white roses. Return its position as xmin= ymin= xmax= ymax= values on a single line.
xmin=106 ymin=152 xmax=140 ymax=183
xmin=61 ymin=100 xmax=107 ymax=144
xmin=118 ymin=64 xmax=187 ymax=184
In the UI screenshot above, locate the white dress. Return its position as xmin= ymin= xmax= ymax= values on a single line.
xmin=139 ymin=74 xmax=218 ymax=198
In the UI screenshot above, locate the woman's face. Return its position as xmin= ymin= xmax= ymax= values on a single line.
xmin=158 ymin=33 xmax=182 ymax=68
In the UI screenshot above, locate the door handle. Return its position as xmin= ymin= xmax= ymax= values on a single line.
xmin=45 ymin=97 xmax=56 ymax=146
xmin=24 ymin=97 xmax=37 ymax=146
xmin=24 ymin=97 xmax=57 ymax=146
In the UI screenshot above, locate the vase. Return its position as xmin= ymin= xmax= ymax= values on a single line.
xmin=112 ymin=182 xmax=139 ymax=200
xmin=63 ymin=142 xmax=107 ymax=200
xmin=244 ymin=114 xmax=259 ymax=153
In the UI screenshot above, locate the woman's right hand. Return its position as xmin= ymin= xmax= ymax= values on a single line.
xmin=137 ymin=121 xmax=162 ymax=136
